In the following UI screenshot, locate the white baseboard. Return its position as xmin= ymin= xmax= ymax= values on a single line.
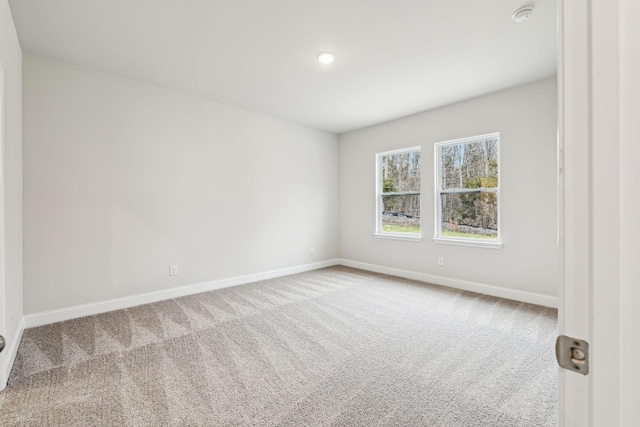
xmin=22 ymin=256 xmax=557 ymax=330
xmin=337 ymin=258 xmax=558 ymax=308
xmin=2 ymin=316 xmax=25 ymax=390
xmin=24 ymin=259 xmax=340 ymax=328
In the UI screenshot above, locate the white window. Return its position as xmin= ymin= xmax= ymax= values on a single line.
xmin=434 ymin=133 xmax=502 ymax=249
xmin=375 ymin=147 xmax=421 ymax=241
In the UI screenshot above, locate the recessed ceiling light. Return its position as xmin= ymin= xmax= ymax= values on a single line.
xmin=316 ymin=52 xmax=336 ymax=64
xmin=513 ymin=6 xmax=534 ymax=23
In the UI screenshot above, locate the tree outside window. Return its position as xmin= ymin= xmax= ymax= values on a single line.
xmin=435 ymin=134 xmax=500 ymax=243
xmin=376 ymin=147 xmax=421 ymax=236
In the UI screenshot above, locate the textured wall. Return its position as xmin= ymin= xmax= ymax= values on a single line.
xmin=23 ymin=52 xmax=338 ymax=314
xmin=338 ymin=78 xmax=559 ymax=299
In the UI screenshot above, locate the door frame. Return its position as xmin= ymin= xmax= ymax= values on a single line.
xmin=0 ymin=63 xmax=6 ymax=390
xmin=557 ymin=0 xmax=591 ymax=425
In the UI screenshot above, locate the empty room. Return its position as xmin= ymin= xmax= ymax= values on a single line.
xmin=0 ymin=1 xmax=638 ymax=426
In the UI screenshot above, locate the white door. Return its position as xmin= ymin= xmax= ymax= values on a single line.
xmin=559 ymin=0 xmax=640 ymax=425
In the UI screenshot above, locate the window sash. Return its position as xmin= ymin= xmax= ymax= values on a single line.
xmin=438 ymin=188 xmax=498 ymax=195
xmin=434 ymin=133 xmax=500 ymax=242
xmin=376 ymin=147 xmax=421 ymax=236
xmin=380 ymin=191 xmax=420 ymax=197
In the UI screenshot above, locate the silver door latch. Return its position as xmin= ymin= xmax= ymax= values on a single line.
xmin=556 ymin=335 xmax=589 ymax=375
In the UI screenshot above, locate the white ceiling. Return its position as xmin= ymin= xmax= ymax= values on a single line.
xmin=8 ymin=0 xmax=556 ymax=134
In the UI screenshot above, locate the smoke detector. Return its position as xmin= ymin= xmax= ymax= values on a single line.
xmin=513 ymin=6 xmax=534 ymax=23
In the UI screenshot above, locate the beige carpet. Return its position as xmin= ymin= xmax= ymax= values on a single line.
xmin=0 ymin=266 xmax=557 ymax=426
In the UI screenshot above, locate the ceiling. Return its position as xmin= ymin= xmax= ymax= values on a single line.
xmin=8 ymin=0 xmax=556 ymax=134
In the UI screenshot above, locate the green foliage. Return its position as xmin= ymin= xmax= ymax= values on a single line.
xmin=457 ymin=193 xmax=478 ymax=223
xmin=382 ymin=178 xmax=396 ymax=210
xmin=383 ymin=225 xmax=421 ymax=234
xmin=480 ymin=176 xmax=498 ymax=188
xmin=489 ymin=159 xmax=498 ymax=175
xmin=463 ymin=177 xmax=482 ymax=189
xmin=382 ymin=177 xmax=395 ymax=193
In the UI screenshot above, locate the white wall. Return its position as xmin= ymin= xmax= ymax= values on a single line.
xmin=0 ymin=0 xmax=23 ymax=385
xmin=338 ymin=77 xmax=558 ymax=302
xmin=23 ymin=52 xmax=338 ymax=315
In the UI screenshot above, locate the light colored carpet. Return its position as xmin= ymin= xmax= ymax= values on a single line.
xmin=0 ymin=266 xmax=558 ymax=426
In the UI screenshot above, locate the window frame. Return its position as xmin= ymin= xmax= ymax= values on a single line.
xmin=433 ymin=133 xmax=502 ymax=249
xmin=374 ymin=146 xmax=422 ymax=242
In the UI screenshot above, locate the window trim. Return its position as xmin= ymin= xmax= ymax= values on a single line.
xmin=433 ymin=133 xmax=502 ymax=249
xmin=374 ymin=146 xmax=422 ymax=241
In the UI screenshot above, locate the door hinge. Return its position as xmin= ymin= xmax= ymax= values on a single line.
xmin=556 ymin=335 xmax=589 ymax=375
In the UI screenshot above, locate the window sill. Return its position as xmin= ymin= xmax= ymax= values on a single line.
xmin=432 ymin=237 xmax=503 ymax=249
xmin=374 ymin=232 xmax=423 ymax=242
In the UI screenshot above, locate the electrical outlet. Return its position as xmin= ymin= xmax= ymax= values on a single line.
xmin=309 ymin=247 xmax=314 ymax=255
xmin=438 ymin=257 xmax=444 ymax=266
xmin=170 ymin=265 xmax=178 ymax=276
